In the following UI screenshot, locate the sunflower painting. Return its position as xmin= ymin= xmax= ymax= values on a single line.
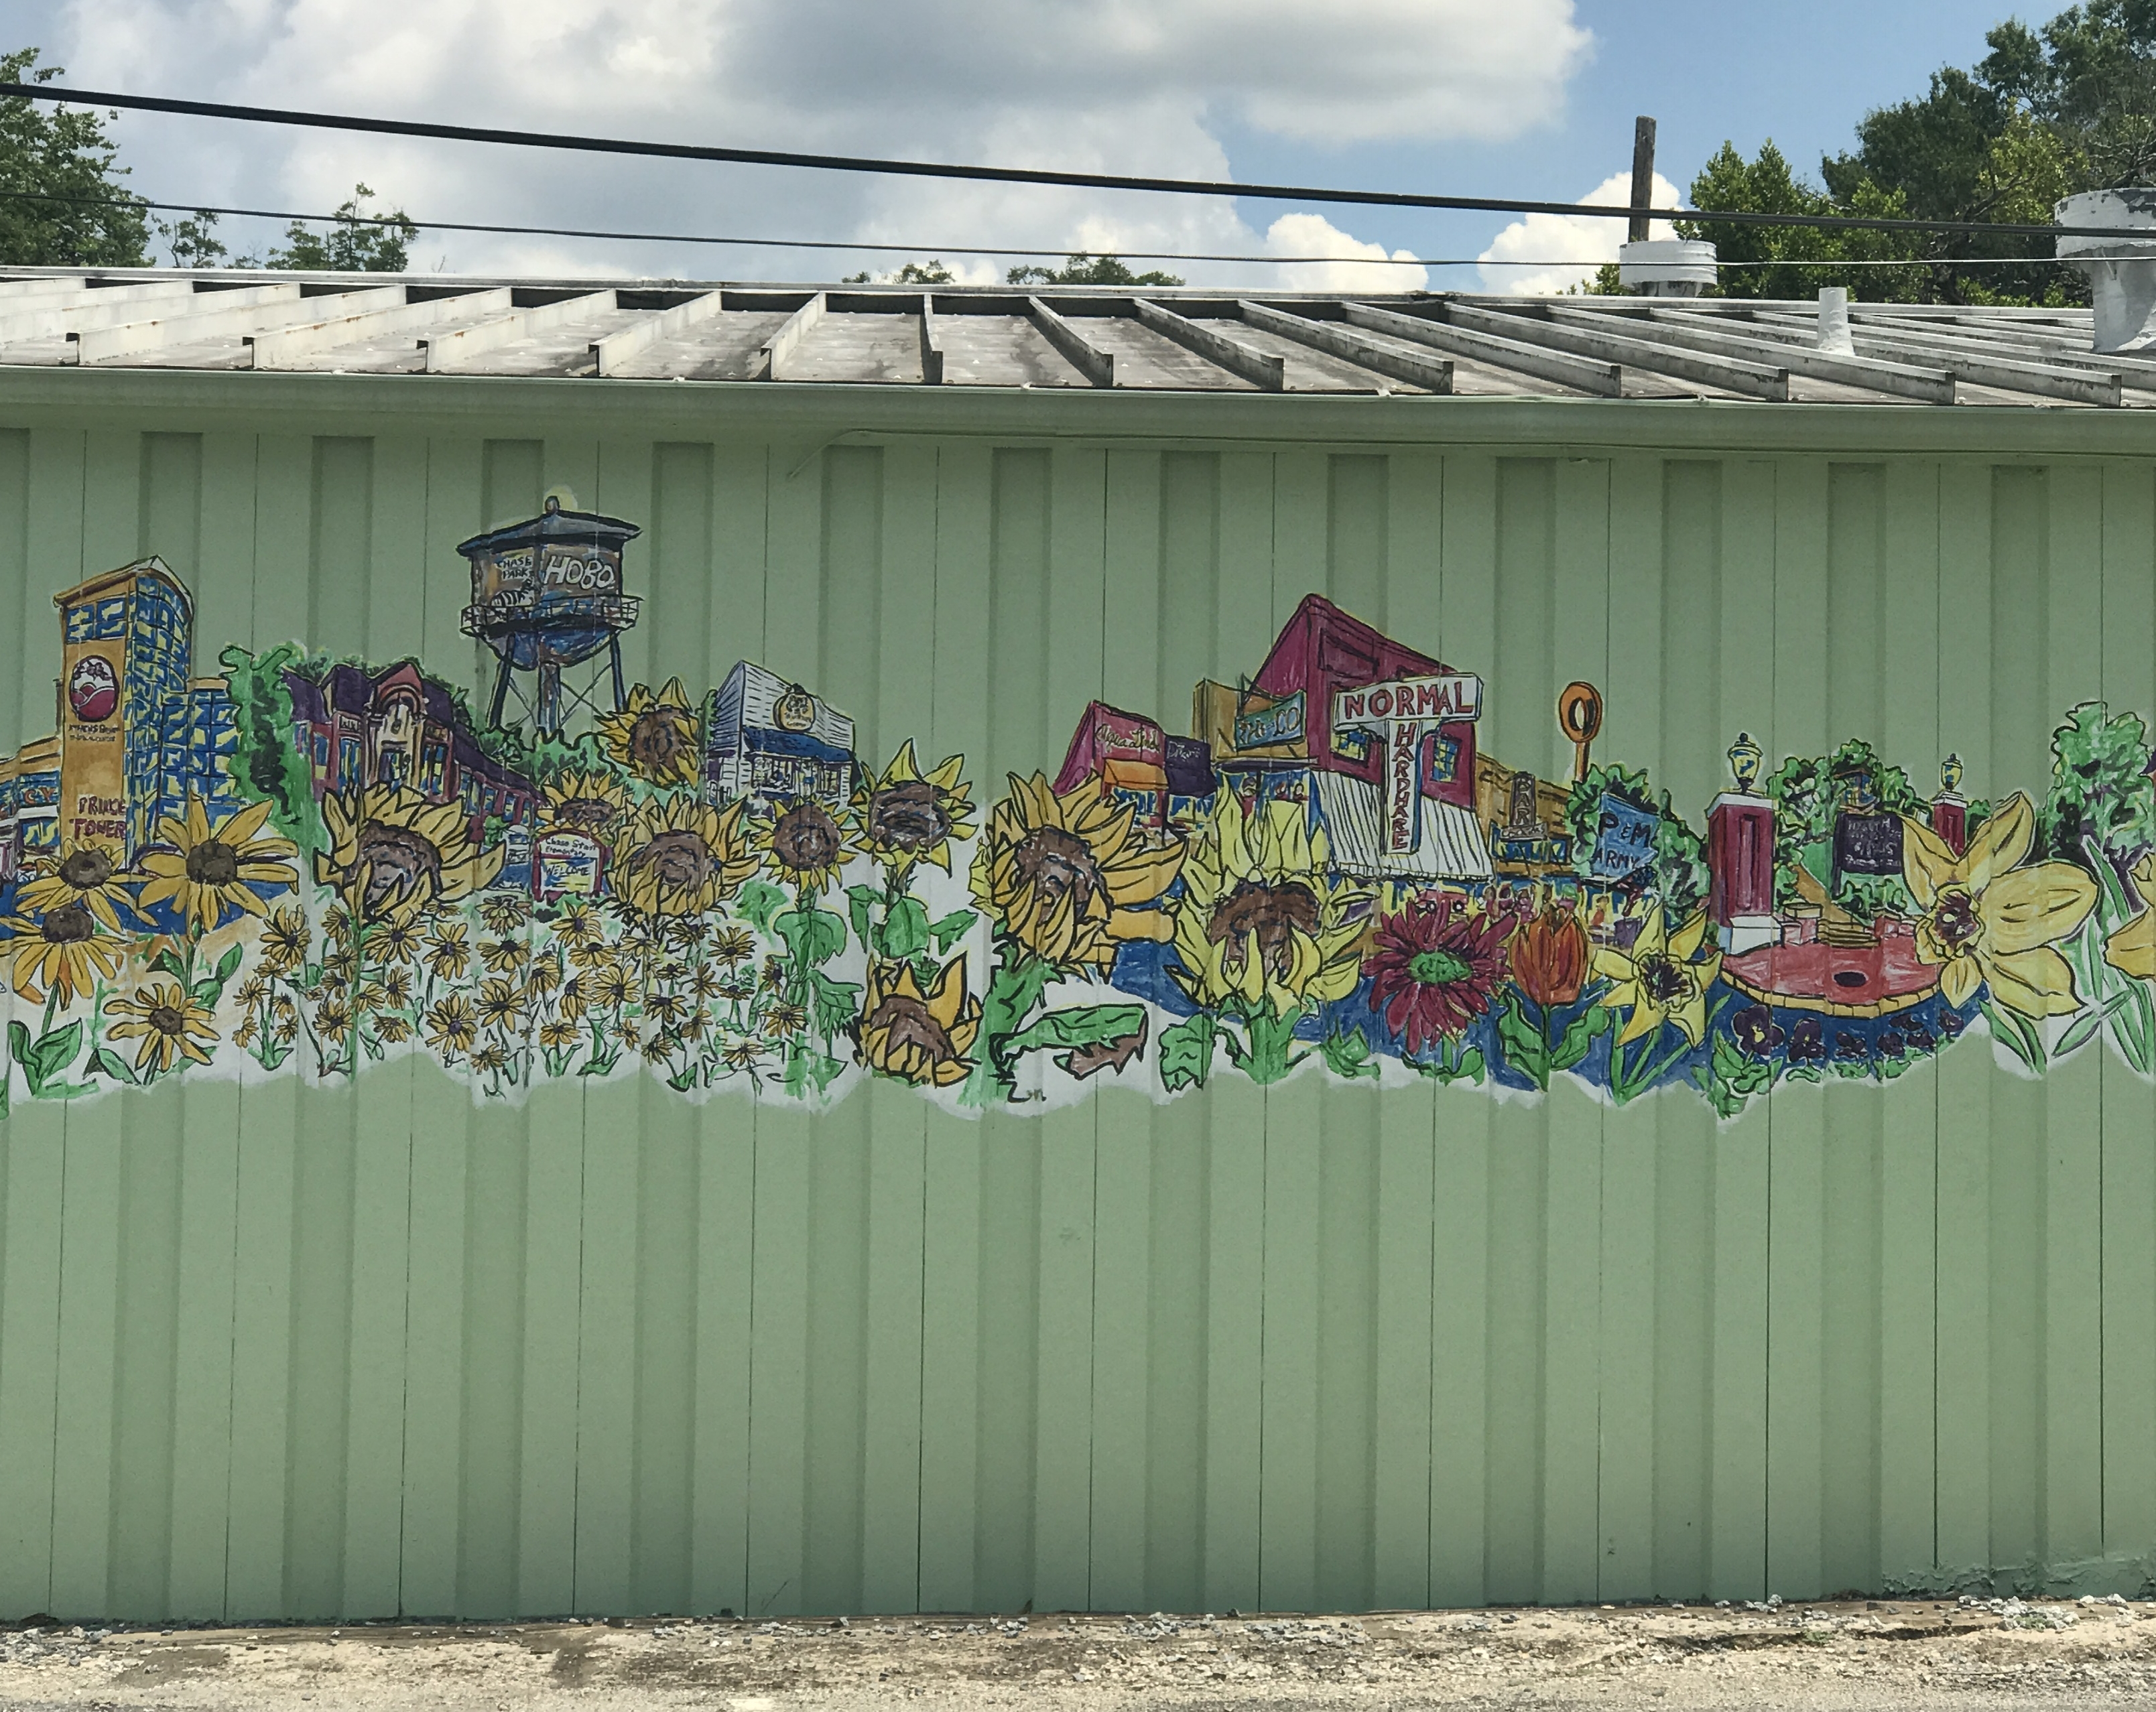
xmin=9 ymin=564 xmax=2156 ymax=1121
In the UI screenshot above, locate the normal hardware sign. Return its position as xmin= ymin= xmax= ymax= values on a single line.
xmin=1332 ymin=673 xmax=1484 ymax=855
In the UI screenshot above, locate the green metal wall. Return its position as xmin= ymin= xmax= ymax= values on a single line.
xmin=1 ymin=374 xmax=2154 ymax=1620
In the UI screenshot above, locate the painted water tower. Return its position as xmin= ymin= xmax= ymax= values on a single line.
xmin=457 ymin=497 xmax=643 ymax=736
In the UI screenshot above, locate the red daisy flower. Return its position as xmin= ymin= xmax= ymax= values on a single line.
xmin=1366 ymin=894 xmax=1514 ymax=1057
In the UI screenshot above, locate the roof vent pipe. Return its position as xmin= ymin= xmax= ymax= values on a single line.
xmin=2057 ymin=189 xmax=2156 ymax=352
xmin=1816 ymin=287 xmax=1855 ymax=354
xmin=1618 ymin=239 xmax=1718 ymax=296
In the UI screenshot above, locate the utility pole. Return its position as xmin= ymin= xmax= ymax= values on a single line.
xmin=1629 ymin=116 xmax=1657 ymax=242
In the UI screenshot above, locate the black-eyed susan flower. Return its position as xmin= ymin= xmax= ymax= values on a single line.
xmin=105 ymin=976 xmax=218 ymax=1076
xmin=422 ymin=918 xmax=471 ymax=983
xmin=4 ymin=901 xmax=125 ymax=1005
xmin=136 ymin=796 xmax=298 ymax=935
xmin=256 ymin=905 xmax=311 ymax=976
xmin=17 ymin=838 xmax=140 ymax=934
xmin=426 ymin=992 xmax=478 ymax=1057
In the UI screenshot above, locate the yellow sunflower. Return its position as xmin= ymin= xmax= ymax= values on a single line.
xmin=1901 ymin=792 xmax=2096 ymax=1016
xmin=598 ymin=678 xmax=701 ymax=786
xmin=3 ymin=903 xmax=126 ymax=1006
xmin=1169 ymin=793 xmax=1369 ymax=1014
xmin=15 ymin=838 xmax=138 ymax=934
xmin=136 ymin=796 xmax=298 ymax=935
xmin=540 ymin=769 xmax=630 ymax=840
xmin=1592 ymin=904 xmax=1724 ymax=1047
xmin=2106 ymin=853 xmax=2156 ymax=980
xmin=853 ymin=740 xmax=975 ymax=880
xmin=422 ymin=918 xmax=471 ymax=983
xmin=750 ymin=797 xmax=861 ymax=897
xmin=969 ymin=772 xmax=1184 ymax=974
xmin=616 ymin=795 xmax=761 ymax=917
xmin=316 ymin=785 xmax=503 ymax=925
xmin=105 ymin=976 xmax=219 ymax=1076
xmin=857 ymin=953 xmax=982 ymax=1088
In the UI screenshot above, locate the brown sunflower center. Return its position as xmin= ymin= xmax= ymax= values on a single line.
xmin=1209 ymin=880 xmax=1320 ymax=980
xmin=1013 ymin=825 xmax=1104 ymax=915
xmin=185 ymin=838 xmax=241 ymax=886
xmin=59 ymin=847 xmax=113 ymax=889
xmin=771 ymin=803 xmax=842 ymax=873
xmin=869 ymin=993 xmax=956 ymax=1063
xmin=636 ymin=828 xmax=714 ymax=891
xmin=869 ymin=780 xmax=952 ymax=851
xmin=42 ymin=901 xmax=94 ymax=944
xmin=1637 ymin=953 xmax=1690 ymax=1005
xmin=556 ymin=797 xmax=616 ymax=833
xmin=149 ymin=1003 xmax=187 ymax=1037
xmin=1932 ymin=888 xmax=1981 ymax=951
xmin=629 ymin=708 xmax=691 ymax=773
xmin=355 ymin=822 xmax=444 ymax=915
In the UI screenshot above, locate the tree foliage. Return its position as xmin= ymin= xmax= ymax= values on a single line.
xmin=267 ymin=184 xmax=417 ymax=272
xmin=1006 ymin=252 xmax=1183 ymax=287
xmin=842 ymin=259 xmax=956 ymax=284
xmin=1671 ymin=5 xmax=2156 ymax=305
xmin=0 ymin=48 xmax=150 ymax=266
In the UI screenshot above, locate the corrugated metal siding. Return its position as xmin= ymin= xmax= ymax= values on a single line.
xmin=0 ymin=389 xmax=2151 ymax=1620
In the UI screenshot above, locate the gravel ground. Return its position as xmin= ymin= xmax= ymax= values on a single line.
xmin=4 ymin=1595 xmax=2156 ymax=1709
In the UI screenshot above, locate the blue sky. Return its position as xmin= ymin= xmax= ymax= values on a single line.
xmin=1221 ymin=0 xmax=2021 ymax=277
xmin=14 ymin=0 xmax=2041 ymax=287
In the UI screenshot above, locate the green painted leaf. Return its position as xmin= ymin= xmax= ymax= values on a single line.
xmin=1158 ymin=1012 xmax=1218 ymax=1092
xmin=1320 ymin=1027 xmax=1379 ymax=1081
xmin=738 ymin=879 xmax=788 ymax=933
xmin=1549 ymin=1004 xmax=1611 ymax=1074
xmin=153 ymin=949 xmax=188 ymax=983
xmin=774 ymin=907 xmax=848 ymax=968
xmin=873 ymin=896 xmax=931 ymax=962
xmin=845 ymin=884 xmax=879 ymax=951
xmin=807 ymin=970 xmax=861 ymax=1041
xmin=929 ymin=909 xmax=978 ymax=954
xmin=1981 ymin=1000 xmax=2045 ymax=1074
xmin=1001 ymin=1003 xmax=1146 ymax=1062
xmin=1494 ymin=992 xmax=1549 ymax=1088
xmin=2055 ymin=990 xmax=2129 ymax=1059
xmin=91 ymin=1046 xmax=137 ymax=1085
xmin=27 ymin=1022 xmax=83 ymax=1091
xmin=215 ymin=943 xmax=245 ymax=984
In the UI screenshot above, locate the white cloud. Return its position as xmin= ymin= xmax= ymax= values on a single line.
xmin=1262 ymin=213 xmax=1427 ymax=293
xmin=1476 ymin=170 xmax=1680 ymax=296
xmin=48 ymin=0 xmax=1592 ymax=283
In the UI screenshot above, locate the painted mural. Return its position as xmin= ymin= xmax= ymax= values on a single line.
xmin=1 ymin=501 xmax=2151 ymax=1122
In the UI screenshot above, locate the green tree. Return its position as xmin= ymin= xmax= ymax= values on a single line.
xmin=0 ymin=48 xmax=150 ymax=265
xmin=267 ymin=183 xmax=418 ymax=271
xmin=1986 ymin=2 xmax=2156 ymax=186
xmin=155 ymin=207 xmax=231 ymax=268
xmin=1006 ymin=252 xmax=1183 ymax=287
xmin=841 ymin=258 xmax=956 ymax=284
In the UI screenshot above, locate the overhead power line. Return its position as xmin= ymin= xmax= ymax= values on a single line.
xmin=0 ymin=187 xmax=2086 ymax=277
xmin=0 ymin=79 xmax=2117 ymax=244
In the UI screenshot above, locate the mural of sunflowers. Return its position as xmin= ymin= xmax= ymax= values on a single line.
xmin=8 ymin=570 xmax=2156 ymax=1123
